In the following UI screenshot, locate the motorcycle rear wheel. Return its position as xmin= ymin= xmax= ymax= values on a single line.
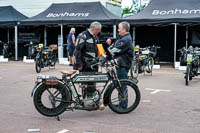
xmin=108 ymin=80 xmax=140 ymax=114
xmin=33 ymin=82 xmax=71 ymax=117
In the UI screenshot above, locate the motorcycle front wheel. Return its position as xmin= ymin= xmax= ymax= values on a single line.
xmin=108 ymin=80 xmax=140 ymax=114
xmin=130 ymin=58 xmax=139 ymax=79
xmin=185 ymin=64 xmax=190 ymax=86
xmin=146 ymin=57 xmax=154 ymax=74
xmin=35 ymin=58 xmax=42 ymax=73
xmin=50 ymin=56 xmax=57 ymax=67
xmin=33 ymin=82 xmax=71 ymax=117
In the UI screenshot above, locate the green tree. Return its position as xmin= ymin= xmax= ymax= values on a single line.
xmin=121 ymin=0 xmax=151 ymax=17
xmin=121 ymin=7 xmax=133 ymax=17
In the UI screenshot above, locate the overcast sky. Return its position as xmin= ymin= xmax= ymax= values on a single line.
xmin=122 ymin=0 xmax=133 ymax=8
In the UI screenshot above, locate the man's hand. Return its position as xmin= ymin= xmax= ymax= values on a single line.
xmin=77 ymin=66 xmax=83 ymax=71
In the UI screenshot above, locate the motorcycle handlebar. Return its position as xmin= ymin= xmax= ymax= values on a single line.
xmin=90 ymin=55 xmax=117 ymax=70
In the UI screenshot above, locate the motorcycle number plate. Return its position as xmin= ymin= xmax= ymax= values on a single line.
xmin=187 ymin=54 xmax=192 ymax=62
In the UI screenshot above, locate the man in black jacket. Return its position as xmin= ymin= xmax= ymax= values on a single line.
xmin=73 ymin=22 xmax=102 ymax=103
xmin=109 ymin=21 xmax=133 ymax=109
xmin=73 ymin=21 xmax=101 ymax=71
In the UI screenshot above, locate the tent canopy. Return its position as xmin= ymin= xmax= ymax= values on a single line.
xmin=0 ymin=6 xmax=28 ymax=26
xmin=21 ymin=2 xmax=120 ymax=25
xmin=125 ymin=0 xmax=200 ymax=25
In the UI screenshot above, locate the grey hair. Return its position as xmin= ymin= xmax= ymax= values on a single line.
xmin=119 ymin=21 xmax=130 ymax=32
xmin=69 ymin=28 xmax=75 ymax=33
xmin=90 ymin=21 xmax=102 ymax=30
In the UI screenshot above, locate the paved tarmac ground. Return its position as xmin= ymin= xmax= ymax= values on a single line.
xmin=0 ymin=61 xmax=200 ymax=133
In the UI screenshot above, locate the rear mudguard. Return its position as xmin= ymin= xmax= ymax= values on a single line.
xmin=103 ymin=79 xmax=138 ymax=106
xmin=31 ymin=82 xmax=42 ymax=97
xmin=31 ymin=80 xmax=71 ymax=98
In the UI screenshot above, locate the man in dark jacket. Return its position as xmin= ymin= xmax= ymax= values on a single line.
xmin=109 ymin=21 xmax=133 ymax=109
xmin=73 ymin=21 xmax=102 ymax=101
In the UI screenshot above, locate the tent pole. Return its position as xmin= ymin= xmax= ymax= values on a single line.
xmin=8 ymin=28 xmax=9 ymax=44
xmin=132 ymin=27 xmax=136 ymax=53
xmin=61 ymin=24 xmax=63 ymax=58
xmin=58 ymin=24 xmax=63 ymax=60
xmin=174 ymin=23 xmax=177 ymax=68
xmin=44 ymin=26 xmax=47 ymax=47
xmin=15 ymin=25 xmax=18 ymax=61
xmin=113 ymin=25 xmax=117 ymax=38
xmin=186 ymin=26 xmax=188 ymax=49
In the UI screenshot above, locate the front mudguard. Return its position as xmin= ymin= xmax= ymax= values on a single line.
xmin=103 ymin=79 xmax=138 ymax=106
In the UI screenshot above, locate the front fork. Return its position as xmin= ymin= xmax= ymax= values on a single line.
xmin=112 ymin=67 xmax=125 ymax=98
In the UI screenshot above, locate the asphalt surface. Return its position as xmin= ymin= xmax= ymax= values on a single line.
xmin=0 ymin=61 xmax=200 ymax=133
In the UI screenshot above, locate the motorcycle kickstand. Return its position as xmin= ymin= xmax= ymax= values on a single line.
xmin=52 ymin=102 xmax=60 ymax=121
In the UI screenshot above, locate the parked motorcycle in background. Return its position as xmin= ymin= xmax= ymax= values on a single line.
xmin=185 ymin=46 xmax=200 ymax=86
xmin=24 ymin=41 xmax=37 ymax=59
xmin=129 ymin=45 xmax=159 ymax=79
xmin=149 ymin=45 xmax=161 ymax=64
xmin=0 ymin=40 xmax=13 ymax=58
xmin=35 ymin=44 xmax=57 ymax=73
xmin=178 ymin=47 xmax=187 ymax=66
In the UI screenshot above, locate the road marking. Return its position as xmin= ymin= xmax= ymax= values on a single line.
xmin=142 ymin=100 xmax=151 ymax=103
xmin=27 ymin=129 xmax=40 ymax=132
xmin=153 ymin=71 xmax=182 ymax=75
xmin=56 ymin=129 xmax=69 ymax=133
xmin=145 ymin=88 xmax=171 ymax=94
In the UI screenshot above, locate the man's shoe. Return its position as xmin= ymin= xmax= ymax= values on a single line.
xmin=69 ymin=64 xmax=73 ymax=66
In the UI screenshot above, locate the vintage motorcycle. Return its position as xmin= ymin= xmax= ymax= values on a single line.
xmin=0 ymin=40 xmax=12 ymax=58
xmin=136 ymin=47 xmax=154 ymax=75
xmin=149 ymin=45 xmax=161 ymax=64
xmin=178 ymin=47 xmax=187 ymax=66
xmin=35 ymin=44 xmax=57 ymax=73
xmin=185 ymin=46 xmax=200 ymax=86
xmin=24 ymin=41 xmax=37 ymax=59
xmin=31 ymin=55 xmax=141 ymax=120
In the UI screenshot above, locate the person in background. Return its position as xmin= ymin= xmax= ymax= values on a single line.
xmin=67 ymin=27 xmax=76 ymax=66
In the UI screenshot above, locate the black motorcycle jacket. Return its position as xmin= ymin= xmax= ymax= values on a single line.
xmin=110 ymin=33 xmax=133 ymax=69
xmin=73 ymin=29 xmax=98 ymax=71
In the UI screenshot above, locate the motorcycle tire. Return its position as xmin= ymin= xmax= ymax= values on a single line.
xmin=108 ymin=80 xmax=140 ymax=114
xmin=146 ymin=57 xmax=154 ymax=74
xmin=130 ymin=58 xmax=139 ymax=79
xmin=33 ymin=82 xmax=71 ymax=117
xmin=35 ymin=58 xmax=42 ymax=73
xmin=50 ymin=56 xmax=57 ymax=67
xmin=185 ymin=65 xmax=190 ymax=86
